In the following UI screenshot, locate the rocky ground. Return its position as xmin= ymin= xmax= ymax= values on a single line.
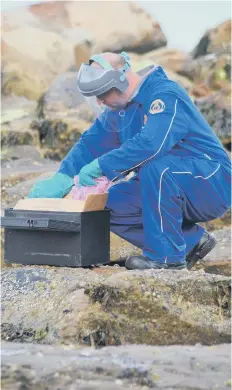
xmin=1 ymin=342 xmax=231 ymax=390
xmin=1 ymin=267 xmax=231 ymax=346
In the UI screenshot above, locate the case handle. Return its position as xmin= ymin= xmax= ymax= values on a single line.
xmin=1 ymin=217 xmax=80 ymax=232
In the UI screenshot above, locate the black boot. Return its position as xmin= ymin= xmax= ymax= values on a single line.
xmin=125 ymin=255 xmax=187 ymax=270
xmin=186 ymin=231 xmax=216 ymax=270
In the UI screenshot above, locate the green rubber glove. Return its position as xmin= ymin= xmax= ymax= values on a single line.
xmin=28 ymin=172 xmax=74 ymax=198
xmin=78 ymin=159 xmax=103 ymax=187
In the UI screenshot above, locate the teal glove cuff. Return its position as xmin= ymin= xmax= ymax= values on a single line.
xmin=91 ymin=158 xmax=102 ymax=176
xmin=78 ymin=159 xmax=103 ymax=187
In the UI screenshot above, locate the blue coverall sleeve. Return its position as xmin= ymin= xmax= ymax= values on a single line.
xmin=98 ymin=94 xmax=189 ymax=174
xmin=58 ymin=118 xmax=121 ymax=177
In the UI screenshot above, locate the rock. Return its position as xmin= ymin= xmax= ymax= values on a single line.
xmin=189 ymin=83 xmax=212 ymax=98
xmin=126 ymin=55 xmax=154 ymax=72
xmin=1 ymin=342 xmax=231 ymax=390
xmin=30 ymin=71 xmax=93 ymax=161
xmin=194 ymin=87 xmax=231 ymax=147
xmin=1 ymin=159 xmax=59 ymax=182
xmin=110 ymin=233 xmax=141 ymax=261
xmin=203 ymin=209 xmax=231 ymax=232
xmin=129 ymin=57 xmax=193 ymax=91
xmin=192 ymin=19 xmax=231 ymax=58
xmin=32 ymin=117 xmax=90 ymax=161
xmin=1 ymin=267 xmax=231 ymax=347
xmin=1 ymin=7 xmax=41 ymax=30
xmin=74 ymin=41 xmax=92 ymax=71
xmin=165 ymin=69 xmax=193 ymax=91
xmin=59 ymin=27 xmax=92 ymax=71
xmin=1 ymin=95 xmax=39 ymax=151
xmin=1 ymin=96 xmax=38 ymax=149
xmin=29 ymin=1 xmax=167 ymax=54
xmin=1 ymin=157 xmax=60 ymax=213
xmin=1 ymin=96 xmax=37 ymax=124
xmin=193 ymin=52 xmax=231 ymax=91
xmin=1 ymin=21 xmax=91 ymax=100
xmin=1 ymin=124 xmax=39 ymax=149
xmin=37 ymin=72 xmax=88 ymax=119
xmin=5 ymin=171 xmax=57 ymax=199
xmin=1 ymin=145 xmax=42 ymax=163
xmin=194 ymin=227 xmax=231 ymax=276
xmin=144 ymin=48 xmax=196 ymax=80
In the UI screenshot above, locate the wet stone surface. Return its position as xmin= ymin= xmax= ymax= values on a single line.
xmin=1 ymin=341 xmax=231 ymax=390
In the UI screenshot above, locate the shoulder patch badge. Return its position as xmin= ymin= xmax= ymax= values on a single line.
xmin=149 ymin=99 xmax=165 ymax=115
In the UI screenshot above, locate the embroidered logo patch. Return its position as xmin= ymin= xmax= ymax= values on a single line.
xmin=149 ymin=99 xmax=165 ymax=115
xmin=143 ymin=114 xmax=148 ymax=125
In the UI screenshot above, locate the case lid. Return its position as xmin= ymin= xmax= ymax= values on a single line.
xmin=13 ymin=193 xmax=108 ymax=213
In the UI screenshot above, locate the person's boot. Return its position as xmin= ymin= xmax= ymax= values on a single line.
xmin=125 ymin=255 xmax=186 ymax=270
xmin=186 ymin=231 xmax=216 ymax=270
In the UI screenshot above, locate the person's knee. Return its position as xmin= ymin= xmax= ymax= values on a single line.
xmin=106 ymin=187 xmax=120 ymax=211
xmin=107 ymin=183 xmax=142 ymax=215
xmin=106 ymin=185 xmax=128 ymax=213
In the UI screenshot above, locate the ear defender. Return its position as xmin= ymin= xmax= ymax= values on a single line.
xmin=119 ymin=52 xmax=131 ymax=82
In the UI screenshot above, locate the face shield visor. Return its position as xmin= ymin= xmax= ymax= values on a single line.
xmin=77 ymin=51 xmax=132 ymax=117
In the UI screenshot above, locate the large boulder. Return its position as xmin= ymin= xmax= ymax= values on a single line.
xmin=1 ymin=342 xmax=231 ymax=390
xmin=37 ymin=72 xmax=90 ymax=120
xmin=32 ymin=71 xmax=96 ymax=160
xmin=129 ymin=56 xmax=194 ymax=91
xmin=1 ymin=120 xmax=40 ymax=149
xmin=1 ymin=95 xmax=40 ymax=148
xmin=193 ymin=52 xmax=231 ymax=92
xmin=29 ymin=1 xmax=167 ymax=54
xmin=144 ymin=48 xmax=197 ymax=80
xmin=192 ymin=19 xmax=231 ymax=58
xmin=165 ymin=69 xmax=193 ymax=91
xmin=1 ymin=95 xmax=37 ymax=123
xmin=194 ymin=86 xmax=231 ymax=147
xmin=1 ymin=267 xmax=231 ymax=347
xmin=31 ymin=116 xmax=90 ymax=161
xmin=1 ymin=24 xmax=90 ymax=101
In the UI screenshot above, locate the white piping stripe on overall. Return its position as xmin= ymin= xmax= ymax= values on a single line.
xmin=159 ymin=159 xmax=220 ymax=248
xmin=158 ymin=167 xmax=170 ymax=233
xmin=172 ymin=164 xmax=221 ymax=179
xmin=118 ymin=99 xmax=179 ymax=177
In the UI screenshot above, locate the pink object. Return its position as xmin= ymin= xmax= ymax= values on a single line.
xmin=71 ymin=176 xmax=111 ymax=200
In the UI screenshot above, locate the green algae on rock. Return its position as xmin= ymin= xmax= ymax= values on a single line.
xmin=1 ymin=267 xmax=231 ymax=348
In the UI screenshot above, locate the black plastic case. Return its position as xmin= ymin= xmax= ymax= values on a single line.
xmin=1 ymin=208 xmax=110 ymax=267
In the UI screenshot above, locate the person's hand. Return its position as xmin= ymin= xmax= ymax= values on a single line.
xmin=28 ymin=172 xmax=74 ymax=198
xmin=78 ymin=159 xmax=103 ymax=187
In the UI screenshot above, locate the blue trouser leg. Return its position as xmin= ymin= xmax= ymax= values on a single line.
xmin=106 ymin=155 xmax=231 ymax=263
xmin=106 ymin=175 xmax=203 ymax=259
xmin=107 ymin=176 xmax=144 ymax=249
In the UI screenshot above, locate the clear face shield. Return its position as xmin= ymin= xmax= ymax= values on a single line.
xmin=97 ymin=100 xmax=140 ymax=134
xmin=83 ymin=94 xmax=140 ymax=135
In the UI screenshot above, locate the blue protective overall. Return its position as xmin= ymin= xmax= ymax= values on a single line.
xmin=59 ymin=66 xmax=231 ymax=264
